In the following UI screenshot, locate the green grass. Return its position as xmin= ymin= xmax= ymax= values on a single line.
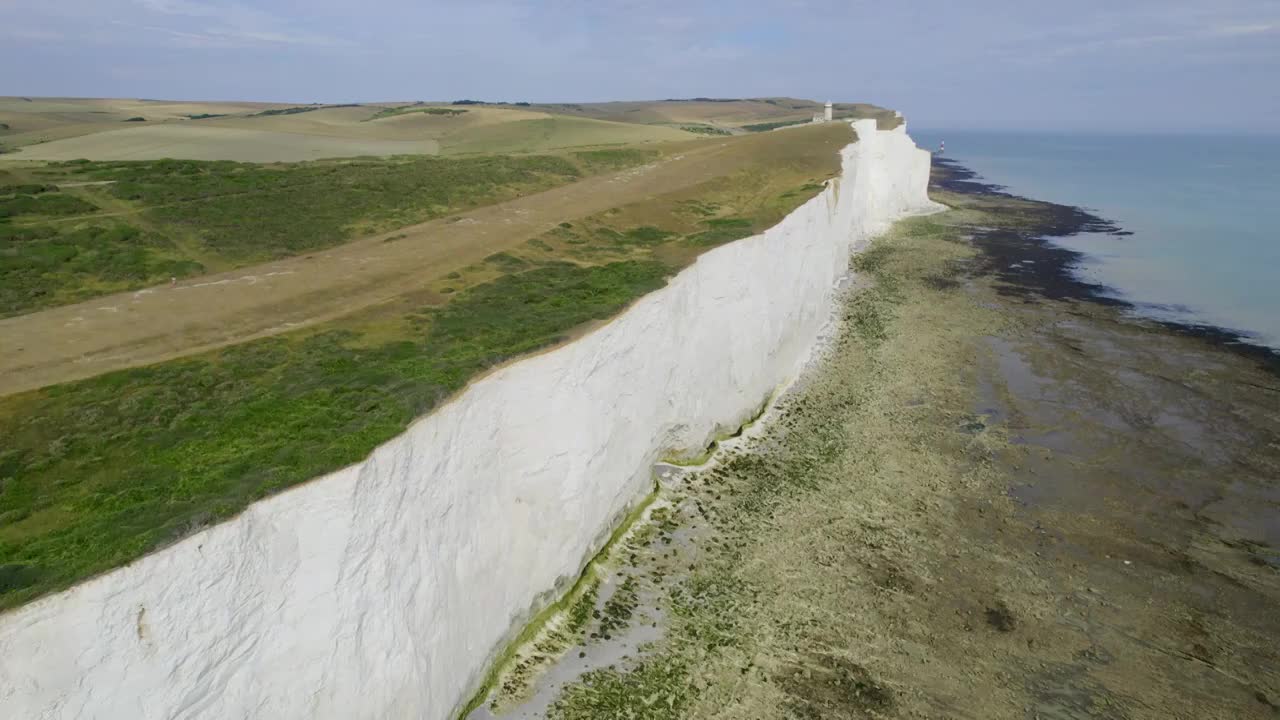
xmin=549 ymin=658 xmax=691 ymax=720
xmin=0 ymin=154 xmax=603 ymax=316
xmin=680 ymin=125 xmax=732 ymax=136
xmin=570 ymin=148 xmax=658 ymax=173
xmin=0 ymin=221 xmax=203 ymax=315
xmin=0 ymin=144 xmax=681 ymax=316
xmin=367 ymin=106 xmax=467 ymax=121
xmin=0 ymin=260 xmax=670 ymax=610
xmin=621 ymin=226 xmax=677 ymax=245
xmin=684 ymin=217 xmax=755 ymax=246
xmin=0 ymin=187 xmax=212 ymax=314
xmin=1 ymin=183 xmax=57 ymax=195
xmin=597 ymin=575 xmax=639 ymax=635
xmin=484 ymin=251 xmax=529 ymax=272
xmin=0 ymin=192 xmax=96 ymax=219
xmin=75 ymin=155 xmax=582 ymax=262
xmin=742 ymin=119 xmax=812 ymax=132
xmin=249 ymin=105 xmax=328 ymax=117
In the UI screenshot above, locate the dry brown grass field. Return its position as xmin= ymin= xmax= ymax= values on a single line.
xmin=1 ymin=98 xmax=694 ymax=161
xmin=0 ymin=96 xmax=895 ymax=161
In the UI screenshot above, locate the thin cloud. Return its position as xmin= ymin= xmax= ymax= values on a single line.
xmin=112 ymin=19 xmax=348 ymax=48
xmin=0 ymin=27 xmax=66 ymax=41
xmin=128 ymin=0 xmax=351 ymax=47
xmin=1212 ymin=22 xmax=1278 ymax=35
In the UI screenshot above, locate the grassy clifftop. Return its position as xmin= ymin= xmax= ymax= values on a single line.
xmin=0 ymin=123 xmax=852 ymax=610
xmin=0 ymin=153 xmax=643 ymax=317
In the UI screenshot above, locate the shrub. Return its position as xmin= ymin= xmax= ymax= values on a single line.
xmin=1 ymin=184 xmax=56 ymax=196
xmin=0 ymin=192 xmax=96 ymax=217
xmin=367 ymin=106 xmax=467 ymax=121
xmin=685 ymin=217 xmax=755 ymax=246
xmin=82 ymin=154 xmax=582 ymax=263
xmin=622 ymin=226 xmax=676 ymax=245
xmin=680 ymin=125 xmax=732 ymax=136
xmin=742 ymin=119 xmax=811 ymax=132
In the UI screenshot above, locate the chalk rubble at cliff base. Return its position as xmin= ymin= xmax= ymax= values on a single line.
xmin=0 ymin=119 xmax=940 ymax=720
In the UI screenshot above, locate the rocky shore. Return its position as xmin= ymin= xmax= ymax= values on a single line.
xmin=477 ymin=158 xmax=1280 ymax=719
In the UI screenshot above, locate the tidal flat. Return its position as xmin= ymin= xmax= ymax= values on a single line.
xmin=472 ymin=163 xmax=1280 ymax=720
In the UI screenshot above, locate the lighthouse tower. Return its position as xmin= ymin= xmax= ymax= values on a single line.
xmin=824 ymin=101 xmax=833 ymax=122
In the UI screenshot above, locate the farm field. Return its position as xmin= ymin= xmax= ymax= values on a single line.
xmin=513 ymin=97 xmax=899 ymax=130
xmin=6 ymin=125 xmax=443 ymax=162
xmin=1 ymin=96 xmax=895 ymax=161
xmin=0 ymin=120 xmax=853 ymax=611
xmin=2 ymin=99 xmax=695 ymax=162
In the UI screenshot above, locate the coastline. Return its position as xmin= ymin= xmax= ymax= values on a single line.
xmin=481 ymin=156 xmax=1280 ymax=718
xmin=0 ymin=122 xmax=939 ymax=720
xmin=932 ymin=156 xmax=1280 ymax=376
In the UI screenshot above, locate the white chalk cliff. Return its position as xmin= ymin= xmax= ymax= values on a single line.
xmin=0 ymin=119 xmax=939 ymax=720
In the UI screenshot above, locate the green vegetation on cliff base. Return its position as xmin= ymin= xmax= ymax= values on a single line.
xmin=0 ymin=124 xmax=850 ymax=611
xmin=541 ymin=213 xmax=981 ymax=720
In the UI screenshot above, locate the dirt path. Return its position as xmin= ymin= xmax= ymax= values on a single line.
xmin=0 ymin=138 xmax=761 ymax=397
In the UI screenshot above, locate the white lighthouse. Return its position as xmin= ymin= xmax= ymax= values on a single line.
xmin=824 ymin=101 xmax=833 ymax=122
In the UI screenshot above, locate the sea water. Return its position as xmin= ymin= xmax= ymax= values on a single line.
xmin=913 ymin=129 xmax=1280 ymax=350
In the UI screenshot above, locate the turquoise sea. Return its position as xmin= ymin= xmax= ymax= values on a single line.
xmin=912 ymin=129 xmax=1280 ymax=350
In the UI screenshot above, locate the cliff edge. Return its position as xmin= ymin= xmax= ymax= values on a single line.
xmin=0 ymin=119 xmax=940 ymax=720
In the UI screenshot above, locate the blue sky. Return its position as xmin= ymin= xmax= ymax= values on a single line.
xmin=2 ymin=0 xmax=1277 ymax=132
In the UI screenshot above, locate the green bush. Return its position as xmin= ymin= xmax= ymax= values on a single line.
xmin=367 ymin=106 xmax=467 ymax=121
xmin=484 ymin=252 xmax=529 ymax=272
xmin=251 ymin=106 xmax=320 ymax=117
xmin=680 ymin=125 xmax=732 ymax=136
xmin=685 ymin=217 xmax=755 ymax=246
xmin=1 ymin=183 xmax=56 ymax=196
xmin=76 ymin=155 xmax=582 ymax=263
xmin=742 ymin=119 xmax=811 ymax=132
xmin=572 ymin=149 xmax=658 ymax=173
xmin=0 ymin=193 xmax=96 ymax=218
xmin=0 ymin=221 xmax=202 ymax=315
xmin=622 ymin=226 xmax=676 ymax=245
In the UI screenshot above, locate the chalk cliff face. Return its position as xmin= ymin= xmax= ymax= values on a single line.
xmin=0 ymin=119 xmax=939 ymax=720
